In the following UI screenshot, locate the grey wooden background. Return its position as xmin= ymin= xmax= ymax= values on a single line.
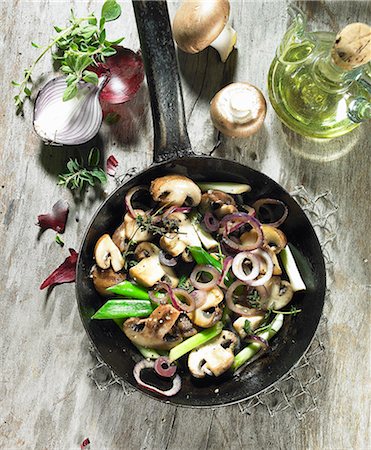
xmin=0 ymin=1 xmax=370 ymax=449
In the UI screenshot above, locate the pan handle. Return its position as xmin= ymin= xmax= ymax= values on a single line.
xmin=132 ymin=0 xmax=192 ymax=163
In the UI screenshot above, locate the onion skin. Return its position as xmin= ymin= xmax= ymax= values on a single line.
xmin=91 ymin=47 xmax=144 ymax=104
xmin=133 ymin=359 xmax=181 ymax=397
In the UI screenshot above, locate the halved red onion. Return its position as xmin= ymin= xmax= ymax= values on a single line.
xmin=252 ymin=198 xmax=288 ymax=228
xmin=248 ymin=249 xmax=273 ymax=286
xmin=225 ymin=280 xmax=261 ymax=316
xmin=172 ymin=288 xmax=196 ymax=312
xmin=218 ymin=256 xmax=233 ymax=289
xmin=190 ymin=265 xmax=220 ymax=291
xmin=33 ymin=76 xmax=104 ymax=145
xmin=162 ymin=206 xmax=192 ymax=219
xmin=221 ymin=213 xmax=263 ymax=251
xmin=246 ymin=334 xmax=269 ymax=349
xmin=37 ymin=199 xmax=69 ymax=233
xmin=133 ymin=359 xmax=181 ymax=397
xmin=191 ymin=289 xmax=207 ymax=308
xmin=106 ymin=155 xmax=119 ymax=177
xmin=203 ymin=212 xmax=220 ymax=232
xmin=159 ymin=250 xmax=177 ymax=267
xmin=232 ymin=252 xmax=260 ymax=282
xmin=154 ymin=356 xmax=177 ymax=378
xmin=125 ymin=185 xmax=148 ymax=218
xmin=91 ymin=47 xmax=144 ymax=104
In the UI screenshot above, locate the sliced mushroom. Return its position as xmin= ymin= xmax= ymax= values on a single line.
xmin=188 ymin=287 xmax=223 ymax=328
xmin=265 ymin=277 xmax=294 ymax=310
xmin=188 ymin=330 xmax=237 ymax=378
xmin=94 ymin=234 xmax=125 ymax=272
xmin=160 ymin=212 xmax=202 ymax=257
xmin=150 ymin=175 xmax=201 ymax=207
xmin=233 ymin=315 xmax=265 ymax=339
xmin=210 ymin=82 xmax=267 ymax=138
xmin=262 ymin=225 xmax=287 ymax=254
xmin=90 ymin=265 xmax=126 ymax=297
xmin=112 ymin=222 xmax=127 ymax=252
xmin=123 ymin=304 xmax=183 ymax=350
xmin=173 ymin=0 xmax=236 ymax=62
xmin=124 ymin=209 xmax=153 ymax=242
xmin=200 ymin=190 xmax=237 ymax=218
xmin=129 ymin=244 xmax=178 ymax=288
xmin=175 ymin=313 xmax=197 ymax=338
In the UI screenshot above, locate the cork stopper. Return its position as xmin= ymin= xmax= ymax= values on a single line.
xmin=332 ymin=23 xmax=371 ymax=70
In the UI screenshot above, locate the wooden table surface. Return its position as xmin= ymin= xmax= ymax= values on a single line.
xmin=1 ymin=1 xmax=370 ymax=449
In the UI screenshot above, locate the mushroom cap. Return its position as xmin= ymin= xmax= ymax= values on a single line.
xmin=150 ymin=175 xmax=202 ymax=207
xmin=123 ymin=304 xmax=182 ymax=350
xmin=189 ymin=287 xmax=223 ymax=328
xmin=173 ymin=0 xmax=230 ymax=54
xmin=200 ymin=190 xmax=237 ymax=219
xmin=90 ymin=265 xmax=126 ymax=297
xmin=210 ymin=82 xmax=267 ymax=138
xmin=94 ymin=234 xmax=125 ymax=272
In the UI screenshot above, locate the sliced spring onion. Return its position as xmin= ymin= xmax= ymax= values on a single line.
xmin=106 ymin=280 xmax=150 ymax=299
xmin=232 ymin=313 xmax=284 ymax=371
xmin=280 ymin=245 xmax=306 ymax=292
xmin=91 ymin=299 xmax=154 ymax=319
xmin=197 ymin=182 xmax=251 ymax=194
xmin=169 ymin=322 xmax=223 ymax=362
xmin=134 ymin=344 xmax=162 ymax=360
xmin=192 ymin=221 xmax=219 ymax=250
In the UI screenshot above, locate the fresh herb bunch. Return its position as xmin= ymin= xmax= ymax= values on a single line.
xmin=12 ymin=0 xmax=123 ymax=113
xmin=58 ymin=147 xmax=107 ymax=190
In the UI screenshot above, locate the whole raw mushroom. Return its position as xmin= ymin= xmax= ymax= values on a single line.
xmin=173 ymin=0 xmax=237 ymax=62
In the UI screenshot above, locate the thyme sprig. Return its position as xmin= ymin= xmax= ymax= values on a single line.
xmin=58 ymin=147 xmax=107 ymax=190
xmin=12 ymin=0 xmax=123 ymax=113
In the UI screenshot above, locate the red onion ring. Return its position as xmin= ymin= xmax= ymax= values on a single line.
xmin=218 ymin=256 xmax=233 ymax=289
xmin=232 ymin=252 xmax=260 ymax=282
xmin=159 ymin=250 xmax=177 ymax=267
xmin=148 ymin=282 xmax=172 ymax=305
xmin=190 ymin=265 xmax=220 ymax=291
xmin=154 ymin=356 xmax=177 ymax=378
xmin=246 ymin=335 xmax=269 ymax=349
xmin=162 ymin=206 xmax=192 ymax=219
xmin=221 ymin=213 xmax=263 ymax=251
xmin=248 ymin=249 xmax=273 ymax=286
xmin=226 ymin=280 xmax=262 ymax=316
xmin=252 ymin=198 xmax=288 ymax=228
xmin=172 ymin=288 xmax=196 ymax=312
xmin=191 ymin=289 xmax=208 ymax=308
xmin=125 ymin=185 xmax=149 ymax=218
xmin=133 ymin=359 xmax=181 ymax=397
xmin=203 ymin=212 xmax=220 ymax=232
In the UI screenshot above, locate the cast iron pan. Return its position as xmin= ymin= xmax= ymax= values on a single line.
xmin=76 ymin=0 xmax=326 ymax=407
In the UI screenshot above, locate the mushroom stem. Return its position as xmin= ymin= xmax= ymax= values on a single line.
xmin=209 ymin=21 xmax=236 ymax=62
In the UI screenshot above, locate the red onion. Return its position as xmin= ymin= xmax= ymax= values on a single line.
xmin=40 ymin=248 xmax=78 ymax=290
xmin=106 ymin=155 xmax=119 ymax=177
xmin=125 ymin=185 xmax=148 ymax=218
xmin=172 ymin=288 xmax=196 ymax=312
xmin=148 ymin=282 xmax=172 ymax=305
xmin=191 ymin=289 xmax=207 ymax=308
xmin=80 ymin=438 xmax=90 ymax=449
xmin=232 ymin=251 xmax=260 ymax=282
xmin=37 ymin=199 xmax=69 ymax=233
xmin=248 ymin=249 xmax=273 ymax=286
xmin=218 ymin=256 xmax=233 ymax=289
xmin=154 ymin=356 xmax=177 ymax=378
xmin=203 ymin=212 xmax=220 ymax=232
xmin=252 ymin=198 xmax=288 ymax=228
xmin=133 ymin=359 xmax=181 ymax=397
xmin=162 ymin=206 xmax=192 ymax=219
xmin=190 ymin=265 xmax=220 ymax=291
xmin=225 ymin=280 xmax=261 ymax=316
xmin=159 ymin=251 xmax=177 ymax=267
xmin=91 ymin=47 xmax=144 ymax=104
xmin=246 ymin=335 xmax=269 ymax=349
xmin=221 ymin=213 xmax=263 ymax=251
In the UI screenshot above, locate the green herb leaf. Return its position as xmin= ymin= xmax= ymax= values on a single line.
xmin=82 ymin=70 xmax=99 ymax=85
xmin=101 ymin=0 xmax=121 ymax=22
xmin=243 ymin=319 xmax=251 ymax=335
xmin=104 ymin=112 xmax=120 ymax=124
xmin=63 ymin=82 xmax=78 ymax=101
xmin=55 ymin=234 xmax=65 ymax=247
xmin=88 ymin=147 xmax=100 ymax=166
xmin=101 ymin=47 xmax=116 ymax=57
xmin=31 ymin=42 xmax=41 ymax=48
xmin=11 ymin=81 xmax=20 ymax=86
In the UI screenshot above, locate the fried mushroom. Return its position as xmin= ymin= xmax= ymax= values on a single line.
xmin=150 ymin=175 xmax=202 ymax=207
xmin=90 ymin=265 xmax=126 ymax=297
xmin=200 ymin=190 xmax=237 ymax=218
xmin=188 ymin=287 xmax=223 ymax=328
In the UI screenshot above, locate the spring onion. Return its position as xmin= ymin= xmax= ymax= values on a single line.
xmin=232 ymin=313 xmax=284 ymax=371
xmin=169 ymin=322 xmax=223 ymax=362
xmin=92 ymin=299 xmax=154 ymax=319
xmin=106 ymin=280 xmax=150 ymax=299
xmin=197 ymin=182 xmax=251 ymax=194
xmin=280 ymin=245 xmax=306 ymax=292
xmin=189 ymin=213 xmax=219 ymax=250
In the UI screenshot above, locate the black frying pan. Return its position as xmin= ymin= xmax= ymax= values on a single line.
xmin=76 ymin=0 xmax=326 ymax=407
